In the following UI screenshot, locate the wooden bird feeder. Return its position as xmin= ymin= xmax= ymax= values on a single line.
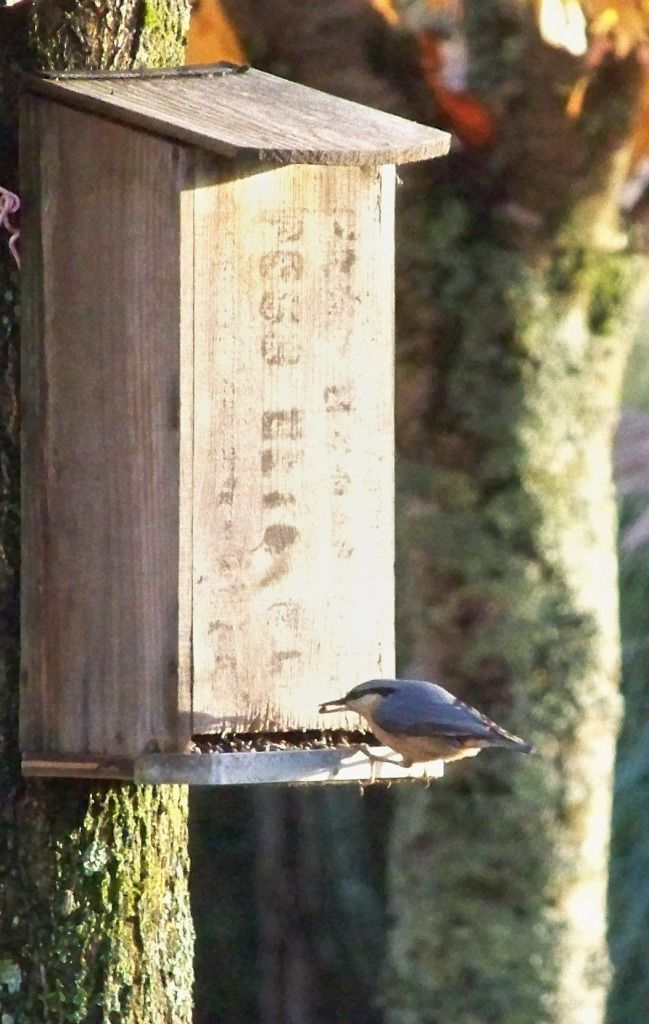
xmin=19 ymin=65 xmax=450 ymax=785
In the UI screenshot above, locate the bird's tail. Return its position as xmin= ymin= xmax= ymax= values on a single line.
xmin=489 ymin=724 xmax=535 ymax=754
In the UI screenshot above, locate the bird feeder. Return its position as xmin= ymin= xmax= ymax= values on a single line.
xmin=19 ymin=65 xmax=450 ymax=785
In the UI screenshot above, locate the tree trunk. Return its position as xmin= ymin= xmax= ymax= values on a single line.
xmin=384 ymin=4 xmax=648 ymax=1024
xmin=0 ymin=4 xmax=194 ymax=1021
xmin=254 ymin=787 xmax=387 ymax=1024
xmin=190 ymin=787 xmax=259 ymax=1024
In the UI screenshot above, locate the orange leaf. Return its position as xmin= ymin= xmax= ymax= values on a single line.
xmin=431 ymin=85 xmax=496 ymax=147
xmin=582 ymin=0 xmax=649 ymax=57
xmin=417 ymin=30 xmax=496 ymax=147
xmin=566 ymin=73 xmax=591 ymax=117
xmin=185 ymin=0 xmax=247 ymax=66
xmin=368 ymin=0 xmax=400 ymax=26
xmin=630 ymin=63 xmax=649 ymax=165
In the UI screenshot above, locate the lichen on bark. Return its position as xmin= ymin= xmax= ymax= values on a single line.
xmin=3 ymin=784 xmax=192 ymax=1023
xmin=26 ymin=0 xmax=188 ymax=70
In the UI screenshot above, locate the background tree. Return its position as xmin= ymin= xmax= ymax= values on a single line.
xmin=0 ymin=3 xmax=193 ymax=1021
xmin=382 ymin=2 xmax=648 ymax=1021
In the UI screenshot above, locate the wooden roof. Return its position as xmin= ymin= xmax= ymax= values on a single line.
xmin=25 ymin=65 xmax=451 ymax=166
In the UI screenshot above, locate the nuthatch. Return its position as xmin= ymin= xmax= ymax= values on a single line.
xmin=319 ymin=678 xmax=533 ymax=765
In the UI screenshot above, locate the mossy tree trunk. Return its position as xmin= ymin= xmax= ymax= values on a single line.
xmin=384 ymin=4 xmax=648 ymax=1024
xmin=252 ymin=787 xmax=388 ymax=1024
xmin=0 ymin=4 xmax=194 ymax=1021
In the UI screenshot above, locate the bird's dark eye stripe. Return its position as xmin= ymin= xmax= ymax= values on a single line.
xmin=348 ymin=685 xmax=394 ymax=699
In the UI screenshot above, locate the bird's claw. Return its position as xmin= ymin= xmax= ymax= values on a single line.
xmin=360 ymin=744 xmax=406 ymax=782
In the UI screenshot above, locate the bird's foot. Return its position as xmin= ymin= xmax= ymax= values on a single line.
xmin=360 ymin=744 xmax=407 ymax=782
xmin=359 ymin=743 xmax=404 ymax=765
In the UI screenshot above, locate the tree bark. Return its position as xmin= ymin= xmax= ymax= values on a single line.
xmin=0 ymin=4 xmax=194 ymax=1021
xmin=384 ymin=4 xmax=649 ymax=1024
xmin=253 ymin=787 xmax=387 ymax=1024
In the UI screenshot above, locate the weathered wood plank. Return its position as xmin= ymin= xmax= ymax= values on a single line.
xmin=190 ymin=159 xmax=396 ymax=733
xmin=24 ymin=68 xmax=451 ymax=166
xmin=20 ymin=97 xmax=190 ymax=757
xmin=22 ymin=754 xmax=134 ymax=780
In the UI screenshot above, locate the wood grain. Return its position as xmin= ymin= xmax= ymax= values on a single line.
xmin=25 ymin=68 xmax=450 ymax=166
xmin=21 ymin=91 xmax=404 ymax=764
xmin=21 ymin=753 xmax=134 ymax=780
xmin=20 ymin=96 xmax=190 ymax=757
xmin=189 ymin=158 xmax=396 ymax=732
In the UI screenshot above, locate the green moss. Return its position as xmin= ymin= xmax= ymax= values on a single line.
xmin=547 ymin=247 xmax=591 ymax=295
xmin=143 ymin=1 xmax=163 ymax=31
xmin=137 ymin=0 xmax=189 ymax=66
xmin=587 ymin=257 xmax=632 ymax=336
xmin=1 ymin=786 xmax=193 ymax=1023
xmin=545 ymin=245 xmax=634 ymax=337
xmin=26 ymin=0 xmax=188 ymax=70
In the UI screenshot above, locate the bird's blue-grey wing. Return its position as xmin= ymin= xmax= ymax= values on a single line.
xmin=373 ymin=685 xmax=493 ymax=739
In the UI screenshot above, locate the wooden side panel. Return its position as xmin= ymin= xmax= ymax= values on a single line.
xmin=20 ymin=97 xmax=189 ymax=757
xmin=191 ymin=161 xmax=396 ymax=731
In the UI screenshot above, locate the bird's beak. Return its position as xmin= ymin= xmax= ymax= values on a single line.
xmin=318 ymin=697 xmax=347 ymax=713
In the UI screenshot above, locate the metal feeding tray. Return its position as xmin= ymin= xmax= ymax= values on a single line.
xmin=134 ymin=731 xmax=445 ymax=786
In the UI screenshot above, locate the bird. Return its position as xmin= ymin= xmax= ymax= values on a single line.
xmin=319 ymin=678 xmax=534 ymax=766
